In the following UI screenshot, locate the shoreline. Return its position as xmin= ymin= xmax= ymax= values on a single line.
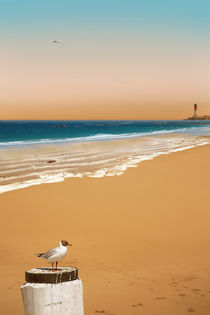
xmin=0 ymin=133 xmax=209 ymax=194
xmin=1 ymin=143 xmax=210 ymax=314
xmin=1 ymin=120 xmax=210 ymax=149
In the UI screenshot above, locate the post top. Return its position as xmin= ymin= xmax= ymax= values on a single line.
xmin=25 ymin=267 xmax=78 ymax=284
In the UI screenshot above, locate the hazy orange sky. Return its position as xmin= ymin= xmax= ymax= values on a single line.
xmin=0 ymin=1 xmax=210 ymax=120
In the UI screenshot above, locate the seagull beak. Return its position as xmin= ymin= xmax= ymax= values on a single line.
xmin=67 ymin=243 xmax=72 ymax=246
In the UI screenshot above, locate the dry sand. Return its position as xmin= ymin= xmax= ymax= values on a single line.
xmin=0 ymin=144 xmax=210 ymax=315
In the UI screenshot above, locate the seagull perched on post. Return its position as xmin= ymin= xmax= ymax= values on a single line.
xmin=36 ymin=240 xmax=72 ymax=271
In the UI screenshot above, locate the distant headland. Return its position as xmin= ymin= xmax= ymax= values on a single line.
xmin=185 ymin=104 xmax=210 ymax=120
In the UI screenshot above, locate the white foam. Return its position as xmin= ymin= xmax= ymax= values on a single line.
xmin=0 ymin=136 xmax=209 ymax=194
xmin=0 ymin=126 xmax=206 ymax=148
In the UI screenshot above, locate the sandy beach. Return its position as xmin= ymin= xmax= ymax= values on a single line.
xmin=1 ymin=144 xmax=210 ymax=315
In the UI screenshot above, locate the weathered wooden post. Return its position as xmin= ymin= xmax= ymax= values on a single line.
xmin=21 ymin=267 xmax=84 ymax=315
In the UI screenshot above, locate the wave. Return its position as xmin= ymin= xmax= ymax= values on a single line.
xmin=0 ymin=127 xmax=196 ymax=147
xmin=0 ymin=136 xmax=209 ymax=194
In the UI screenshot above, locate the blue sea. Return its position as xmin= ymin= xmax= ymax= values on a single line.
xmin=0 ymin=120 xmax=210 ymax=146
xmin=0 ymin=120 xmax=210 ymax=193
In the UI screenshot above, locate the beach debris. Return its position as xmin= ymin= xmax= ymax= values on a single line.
xmin=36 ymin=240 xmax=72 ymax=271
xmin=52 ymin=39 xmax=64 ymax=46
xmin=47 ymin=160 xmax=56 ymax=164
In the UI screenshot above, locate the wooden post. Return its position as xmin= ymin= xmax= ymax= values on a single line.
xmin=21 ymin=267 xmax=84 ymax=315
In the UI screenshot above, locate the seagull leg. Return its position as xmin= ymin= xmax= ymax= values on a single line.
xmin=56 ymin=261 xmax=58 ymax=270
xmin=52 ymin=262 xmax=54 ymax=271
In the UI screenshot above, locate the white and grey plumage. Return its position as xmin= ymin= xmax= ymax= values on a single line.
xmin=52 ymin=39 xmax=64 ymax=46
xmin=36 ymin=240 xmax=72 ymax=270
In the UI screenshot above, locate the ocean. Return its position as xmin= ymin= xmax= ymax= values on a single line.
xmin=0 ymin=120 xmax=210 ymax=193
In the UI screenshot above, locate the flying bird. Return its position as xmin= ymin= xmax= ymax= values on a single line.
xmin=36 ymin=240 xmax=72 ymax=271
xmin=52 ymin=39 xmax=64 ymax=46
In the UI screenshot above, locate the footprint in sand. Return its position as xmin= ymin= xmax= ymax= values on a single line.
xmin=179 ymin=293 xmax=186 ymax=297
xmin=187 ymin=307 xmax=195 ymax=312
xmin=192 ymin=288 xmax=201 ymax=293
xmin=155 ymin=297 xmax=167 ymax=300
xmin=129 ymin=282 xmax=138 ymax=286
xmin=183 ymin=276 xmax=197 ymax=282
xmin=135 ymin=277 xmax=145 ymax=280
xmin=95 ymin=311 xmax=113 ymax=315
xmin=132 ymin=303 xmax=143 ymax=307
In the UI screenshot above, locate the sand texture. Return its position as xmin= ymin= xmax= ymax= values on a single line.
xmin=0 ymin=144 xmax=210 ymax=315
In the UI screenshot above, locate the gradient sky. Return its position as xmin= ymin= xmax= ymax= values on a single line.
xmin=0 ymin=0 xmax=210 ymax=119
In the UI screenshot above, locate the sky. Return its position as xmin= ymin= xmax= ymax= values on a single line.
xmin=0 ymin=0 xmax=210 ymax=119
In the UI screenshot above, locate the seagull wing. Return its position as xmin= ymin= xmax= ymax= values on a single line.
xmin=41 ymin=247 xmax=58 ymax=259
xmin=52 ymin=40 xmax=64 ymax=45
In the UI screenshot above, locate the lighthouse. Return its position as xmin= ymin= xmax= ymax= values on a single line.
xmin=194 ymin=104 xmax=198 ymax=117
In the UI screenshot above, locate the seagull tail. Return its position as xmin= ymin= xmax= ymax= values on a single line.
xmin=35 ymin=253 xmax=45 ymax=258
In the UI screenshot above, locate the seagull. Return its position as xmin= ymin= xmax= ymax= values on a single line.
xmin=52 ymin=39 xmax=64 ymax=46
xmin=36 ymin=240 xmax=72 ymax=271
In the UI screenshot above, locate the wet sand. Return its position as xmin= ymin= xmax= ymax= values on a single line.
xmin=0 ymin=144 xmax=210 ymax=314
xmin=0 ymin=133 xmax=208 ymax=193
